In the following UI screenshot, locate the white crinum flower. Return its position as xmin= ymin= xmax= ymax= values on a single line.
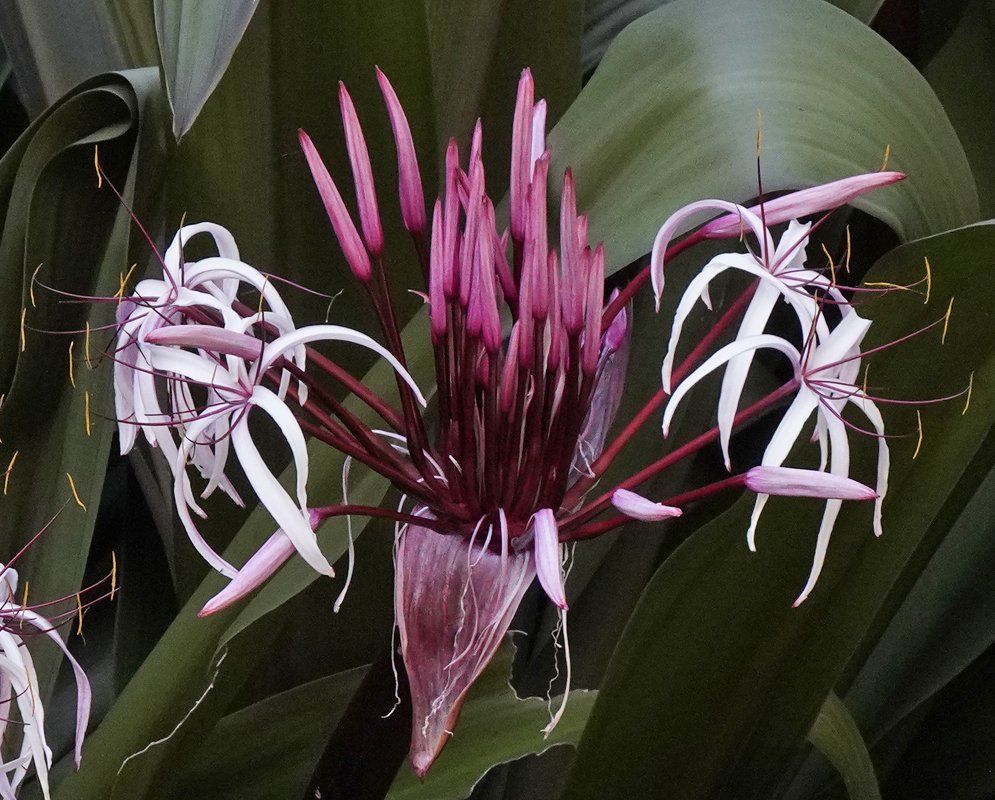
xmin=0 ymin=566 xmax=90 ymax=800
xmin=664 ymin=311 xmax=888 ymax=605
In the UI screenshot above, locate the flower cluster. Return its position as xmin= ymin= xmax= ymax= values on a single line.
xmin=112 ymin=67 xmax=904 ymax=775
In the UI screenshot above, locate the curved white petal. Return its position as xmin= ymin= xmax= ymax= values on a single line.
xmin=664 ymin=334 xmax=801 ymax=437
xmin=651 ymin=199 xmax=773 ymax=305
xmin=230 ymin=399 xmax=334 ymax=577
xmin=258 ymin=325 xmax=427 ymax=407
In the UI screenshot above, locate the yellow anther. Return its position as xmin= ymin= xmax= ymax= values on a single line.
xmin=111 ymin=551 xmax=118 ymax=600
xmin=3 ymin=451 xmax=17 ymax=495
xmin=845 ymin=226 xmax=852 ymax=273
xmin=19 ymin=308 xmax=26 ymax=352
xmin=862 ymin=364 xmax=870 ymax=396
xmin=913 ymin=410 xmax=923 ymax=459
xmin=67 ymin=472 xmax=87 ymax=511
xmin=21 ymin=581 xmax=28 ymax=612
xmin=68 ymin=341 xmax=76 ymax=388
xmin=756 ymin=110 xmax=762 ymax=157
xmin=29 ymin=264 xmax=42 ymax=308
xmin=865 ymin=281 xmax=908 ymax=291
xmin=76 ymin=592 xmax=84 ymax=635
xmin=85 ymin=322 xmax=93 ymax=369
xmin=115 ymin=263 xmax=137 ymax=300
xmin=963 ymin=372 xmax=974 ymax=415
xmin=924 ymin=257 xmax=932 ymax=305
xmin=94 ymin=145 xmax=102 ymax=188
xmin=942 ymin=297 xmax=954 ymax=344
xmin=880 ymin=144 xmax=891 ymax=172
xmin=85 ymin=391 xmax=91 ymax=436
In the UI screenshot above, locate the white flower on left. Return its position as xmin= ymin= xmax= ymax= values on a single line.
xmin=0 ymin=566 xmax=90 ymax=800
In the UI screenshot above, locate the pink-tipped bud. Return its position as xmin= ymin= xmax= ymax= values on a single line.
xmin=533 ymin=509 xmax=567 ymax=609
xmin=581 ymin=244 xmax=605 ymax=375
xmin=299 ymin=129 xmax=372 ymax=282
xmin=602 ymin=288 xmax=628 ymax=354
xmin=376 ymin=67 xmax=426 ymax=236
xmin=526 ymin=155 xmax=551 ymax=321
xmin=560 ymin=170 xmax=584 ymax=335
xmin=509 ymin=69 xmax=535 ymax=246
xmin=611 ymin=489 xmax=683 ymax=521
xmin=467 ymin=201 xmax=502 ymax=354
xmin=429 ymin=199 xmax=447 ymax=341
xmin=700 ymin=172 xmax=906 ymax=239
xmin=443 ymin=140 xmax=461 ymax=299
xmin=339 ymin=83 xmax=384 ymax=256
xmin=744 ymin=466 xmax=877 ymax=500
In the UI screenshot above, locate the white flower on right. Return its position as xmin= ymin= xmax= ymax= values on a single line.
xmin=664 ymin=310 xmax=888 ymax=605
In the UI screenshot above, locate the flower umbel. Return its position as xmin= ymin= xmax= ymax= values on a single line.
xmin=111 ymin=67 xmax=900 ymax=775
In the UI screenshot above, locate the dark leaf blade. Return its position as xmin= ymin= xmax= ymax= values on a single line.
xmin=807 ymin=692 xmax=882 ymax=800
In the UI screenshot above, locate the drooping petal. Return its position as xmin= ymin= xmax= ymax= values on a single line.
xmin=532 ymin=509 xmax=567 ymax=609
xmin=232 ymin=390 xmax=335 ymax=577
xmin=395 ymin=512 xmax=535 ymax=777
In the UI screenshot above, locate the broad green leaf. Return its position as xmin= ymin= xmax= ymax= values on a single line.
xmin=549 ymin=0 xmax=977 ymax=274
xmin=154 ymin=0 xmax=261 ymax=140
xmin=827 ymin=0 xmax=886 ymax=23
xmin=582 ymin=0 xmax=674 ymax=73
xmin=0 ymin=68 xmax=163 ymax=707
xmin=807 ymin=692 xmax=881 ymax=800
xmin=561 ymin=221 xmax=995 ymax=800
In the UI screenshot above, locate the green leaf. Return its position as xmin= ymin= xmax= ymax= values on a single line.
xmin=827 ymin=0 xmax=886 ymax=24
xmin=0 ymin=3 xmax=128 ymax=116
xmin=0 ymin=67 xmax=164 ymax=704
xmin=548 ymin=0 xmax=978 ymax=274
xmin=844 ymin=460 xmax=995 ymax=744
xmin=561 ymin=220 xmax=995 ymax=800
xmin=807 ymin=692 xmax=881 ymax=800
xmin=154 ymin=0 xmax=261 ymax=139
xmin=170 ymin=666 xmax=367 ymax=800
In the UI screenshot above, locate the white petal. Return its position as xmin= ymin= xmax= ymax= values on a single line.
xmin=231 ymin=397 xmax=335 ymax=577
xmin=664 ymin=334 xmax=801 ymax=438
xmin=532 ymin=509 xmax=567 ymax=609
xmin=258 ymin=324 xmax=427 ymax=407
